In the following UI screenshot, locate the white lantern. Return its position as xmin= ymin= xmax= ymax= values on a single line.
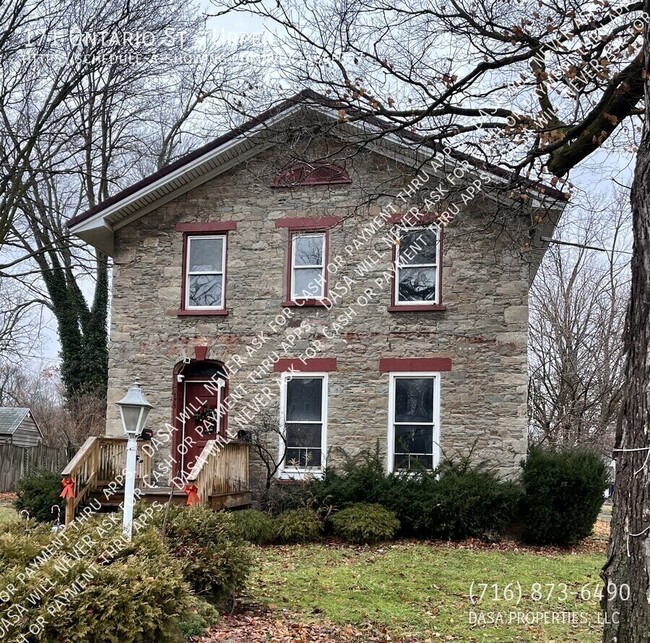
xmin=116 ymin=377 xmax=153 ymax=437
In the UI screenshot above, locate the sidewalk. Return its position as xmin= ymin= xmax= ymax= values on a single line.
xmin=599 ymin=499 xmax=613 ymax=522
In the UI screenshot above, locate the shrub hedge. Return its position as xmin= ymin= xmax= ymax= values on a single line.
xmin=13 ymin=469 xmax=64 ymax=523
xmin=229 ymin=509 xmax=275 ymax=545
xmin=0 ymin=513 xmax=201 ymax=642
xmin=522 ymin=446 xmax=607 ymax=546
xmin=306 ymin=451 xmax=521 ymax=542
xmin=150 ymin=504 xmax=252 ymax=606
xmin=273 ymin=508 xmax=322 ymax=543
xmin=422 ymin=459 xmax=522 ymax=541
xmin=178 ymin=596 xmax=221 ymax=640
xmin=330 ymin=503 xmax=400 ymax=544
xmin=381 ymin=471 xmax=440 ymax=538
xmin=308 ymin=450 xmax=390 ymax=509
xmin=0 ymin=518 xmax=52 ymax=568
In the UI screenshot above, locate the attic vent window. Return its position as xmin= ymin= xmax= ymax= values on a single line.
xmin=271 ymin=162 xmax=351 ymax=188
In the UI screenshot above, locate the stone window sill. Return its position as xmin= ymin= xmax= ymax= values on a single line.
xmin=277 ymin=469 xmax=324 ymax=481
xmin=281 ymin=299 xmax=329 ymax=308
xmin=387 ymin=304 xmax=447 ymax=312
xmin=177 ymin=309 xmax=229 ymax=317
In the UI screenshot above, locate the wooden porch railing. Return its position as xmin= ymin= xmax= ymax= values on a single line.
xmin=186 ymin=440 xmax=249 ymax=508
xmin=61 ymin=436 xmax=152 ymax=525
xmin=60 ymin=437 xmax=249 ymax=525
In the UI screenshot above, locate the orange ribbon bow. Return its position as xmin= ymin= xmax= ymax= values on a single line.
xmin=183 ymin=484 xmax=201 ymax=506
xmin=60 ymin=478 xmax=75 ymax=499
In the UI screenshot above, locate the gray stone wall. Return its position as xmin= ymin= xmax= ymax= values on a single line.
xmin=107 ymin=141 xmax=537 ymax=484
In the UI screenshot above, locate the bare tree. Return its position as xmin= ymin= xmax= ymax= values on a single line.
xmin=0 ymin=362 xmax=103 ymax=447
xmin=529 ymin=195 xmax=630 ymax=455
xmin=0 ymin=275 xmax=47 ymax=360
xmin=241 ymin=410 xmax=290 ymax=511
xmin=243 ymin=409 xmax=329 ymax=512
xmin=0 ymin=0 xmax=262 ymax=398
xmin=213 ymin=0 xmax=643 ymax=177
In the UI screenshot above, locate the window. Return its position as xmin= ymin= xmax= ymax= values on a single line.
xmin=394 ymin=227 xmax=439 ymax=305
xmin=276 ymin=218 xmax=338 ymax=306
xmin=184 ymin=235 xmax=226 ymax=310
xmin=388 ymin=373 xmax=440 ymax=471
xmin=271 ymin=162 xmax=351 ymax=187
xmin=290 ymin=232 xmax=326 ymax=302
xmin=280 ymin=374 xmax=327 ymax=475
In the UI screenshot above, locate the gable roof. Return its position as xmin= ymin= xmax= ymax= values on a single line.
xmin=68 ymin=89 xmax=568 ymax=255
xmin=0 ymin=407 xmax=41 ymax=437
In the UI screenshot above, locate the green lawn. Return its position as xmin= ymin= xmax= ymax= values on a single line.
xmin=0 ymin=503 xmax=16 ymax=524
xmin=0 ymin=500 xmax=607 ymax=642
xmin=248 ymin=541 xmax=606 ymax=642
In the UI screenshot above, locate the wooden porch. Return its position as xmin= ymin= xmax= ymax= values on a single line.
xmin=60 ymin=436 xmax=251 ymax=526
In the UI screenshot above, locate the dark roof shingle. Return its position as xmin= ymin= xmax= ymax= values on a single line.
xmin=0 ymin=407 xmax=30 ymax=435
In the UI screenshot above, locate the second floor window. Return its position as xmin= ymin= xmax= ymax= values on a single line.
xmin=185 ymin=235 xmax=226 ymax=309
xmin=394 ymin=227 xmax=439 ymax=305
xmin=291 ymin=232 xmax=326 ymax=301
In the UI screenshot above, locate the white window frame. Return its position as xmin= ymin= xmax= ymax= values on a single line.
xmin=278 ymin=372 xmax=328 ymax=479
xmin=290 ymin=232 xmax=326 ymax=302
xmin=387 ymin=372 xmax=441 ymax=473
xmin=184 ymin=234 xmax=227 ymax=310
xmin=393 ymin=226 xmax=440 ymax=305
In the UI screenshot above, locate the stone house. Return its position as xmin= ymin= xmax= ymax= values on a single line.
xmin=68 ymin=90 xmax=566 ymax=498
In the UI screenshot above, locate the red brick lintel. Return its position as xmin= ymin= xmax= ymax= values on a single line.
xmin=379 ymin=357 xmax=452 ymax=372
xmin=275 ymin=216 xmax=340 ymax=230
xmin=274 ymin=358 xmax=337 ymax=372
xmin=175 ymin=221 xmax=237 ymax=232
xmin=387 ymin=213 xmax=441 ymax=225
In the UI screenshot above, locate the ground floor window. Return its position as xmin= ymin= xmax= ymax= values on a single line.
xmin=280 ymin=373 xmax=328 ymax=476
xmin=388 ymin=373 xmax=440 ymax=471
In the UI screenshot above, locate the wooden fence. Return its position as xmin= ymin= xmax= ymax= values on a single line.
xmin=0 ymin=443 xmax=73 ymax=492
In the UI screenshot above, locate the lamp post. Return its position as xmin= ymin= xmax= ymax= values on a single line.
xmin=116 ymin=377 xmax=153 ymax=540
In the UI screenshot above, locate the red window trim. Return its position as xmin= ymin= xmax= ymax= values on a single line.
xmin=275 ymin=216 xmax=340 ymax=230
xmin=274 ymin=358 xmax=337 ymax=372
xmin=178 ymin=229 xmax=231 ymax=317
xmin=389 ymin=224 xmax=444 ymax=311
xmin=284 ymin=229 xmax=330 ymax=306
xmin=175 ymin=221 xmax=237 ymax=232
xmin=379 ymin=358 xmax=452 ymax=372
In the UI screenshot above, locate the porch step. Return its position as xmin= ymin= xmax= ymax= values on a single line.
xmin=89 ymin=486 xmax=252 ymax=511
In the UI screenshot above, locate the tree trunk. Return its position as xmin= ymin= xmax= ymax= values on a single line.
xmin=601 ymin=14 xmax=650 ymax=637
xmin=43 ymin=250 xmax=109 ymax=401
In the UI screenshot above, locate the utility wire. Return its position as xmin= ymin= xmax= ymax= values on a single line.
xmin=541 ymin=236 xmax=633 ymax=256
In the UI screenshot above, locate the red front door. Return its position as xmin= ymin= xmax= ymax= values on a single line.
xmin=177 ymin=379 xmax=224 ymax=479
